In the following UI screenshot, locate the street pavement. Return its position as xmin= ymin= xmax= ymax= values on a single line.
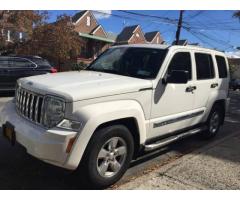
xmin=0 ymin=91 xmax=239 ymax=189
xmin=117 ymin=91 xmax=240 ymax=189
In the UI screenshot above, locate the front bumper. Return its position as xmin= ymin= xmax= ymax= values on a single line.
xmin=0 ymin=100 xmax=77 ymax=169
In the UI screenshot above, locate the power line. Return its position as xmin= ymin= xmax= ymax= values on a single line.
xmin=93 ymin=10 xmax=237 ymax=51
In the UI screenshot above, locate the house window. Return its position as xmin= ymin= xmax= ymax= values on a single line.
xmin=136 ymin=33 xmax=140 ymax=37
xmin=7 ymin=30 xmax=10 ymax=41
xmin=19 ymin=32 xmax=23 ymax=40
xmin=87 ymin=16 xmax=91 ymax=26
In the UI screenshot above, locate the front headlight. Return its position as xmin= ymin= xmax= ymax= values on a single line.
xmin=43 ymin=95 xmax=65 ymax=128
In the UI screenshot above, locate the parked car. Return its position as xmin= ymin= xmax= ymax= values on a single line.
xmin=0 ymin=55 xmax=57 ymax=91
xmin=1 ymin=44 xmax=230 ymax=188
xmin=230 ymin=78 xmax=240 ymax=90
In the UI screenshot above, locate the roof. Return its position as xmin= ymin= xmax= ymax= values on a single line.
xmin=72 ymin=10 xmax=88 ymax=23
xmin=172 ymin=39 xmax=188 ymax=45
xmin=91 ymin=25 xmax=107 ymax=38
xmin=79 ymin=32 xmax=115 ymax=43
xmin=112 ymin=44 xmax=170 ymax=50
xmin=144 ymin=31 xmax=159 ymax=42
xmin=116 ymin=25 xmax=139 ymax=42
xmin=111 ymin=44 xmax=226 ymax=55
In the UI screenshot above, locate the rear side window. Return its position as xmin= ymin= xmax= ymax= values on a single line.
xmin=215 ymin=56 xmax=228 ymax=78
xmin=9 ymin=58 xmax=35 ymax=68
xmin=168 ymin=52 xmax=192 ymax=80
xmin=195 ymin=53 xmax=215 ymax=80
xmin=29 ymin=58 xmax=51 ymax=67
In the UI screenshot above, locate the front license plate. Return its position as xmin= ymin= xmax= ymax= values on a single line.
xmin=2 ymin=122 xmax=16 ymax=146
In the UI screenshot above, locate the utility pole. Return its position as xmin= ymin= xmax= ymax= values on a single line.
xmin=175 ymin=10 xmax=184 ymax=45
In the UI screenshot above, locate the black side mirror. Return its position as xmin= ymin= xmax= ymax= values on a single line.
xmin=167 ymin=70 xmax=189 ymax=84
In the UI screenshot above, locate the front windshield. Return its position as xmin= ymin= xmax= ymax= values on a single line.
xmin=87 ymin=47 xmax=168 ymax=79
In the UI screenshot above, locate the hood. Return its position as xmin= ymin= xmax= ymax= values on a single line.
xmin=19 ymin=71 xmax=153 ymax=102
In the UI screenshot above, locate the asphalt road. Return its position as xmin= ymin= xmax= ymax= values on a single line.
xmin=0 ymin=91 xmax=239 ymax=189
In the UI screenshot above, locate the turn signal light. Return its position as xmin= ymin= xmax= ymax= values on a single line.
xmin=66 ymin=137 xmax=76 ymax=153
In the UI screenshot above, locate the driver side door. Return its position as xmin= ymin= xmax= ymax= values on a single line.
xmin=149 ymin=50 xmax=198 ymax=140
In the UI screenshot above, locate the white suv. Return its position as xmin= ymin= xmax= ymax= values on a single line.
xmin=1 ymin=44 xmax=230 ymax=188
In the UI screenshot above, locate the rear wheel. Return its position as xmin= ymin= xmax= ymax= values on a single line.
xmin=201 ymin=105 xmax=223 ymax=139
xmin=80 ymin=125 xmax=134 ymax=189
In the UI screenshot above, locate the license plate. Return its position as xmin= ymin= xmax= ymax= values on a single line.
xmin=2 ymin=122 xmax=16 ymax=146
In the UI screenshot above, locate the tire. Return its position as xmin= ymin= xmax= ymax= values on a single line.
xmin=201 ymin=105 xmax=223 ymax=139
xmin=80 ymin=125 xmax=134 ymax=189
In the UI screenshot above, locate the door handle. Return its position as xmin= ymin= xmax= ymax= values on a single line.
xmin=211 ymin=83 xmax=218 ymax=88
xmin=186 ymin=86 xmax=197 ymax=92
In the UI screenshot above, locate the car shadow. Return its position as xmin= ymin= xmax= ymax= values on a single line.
xmin=0 ymin=91 xmax=15 ymax=97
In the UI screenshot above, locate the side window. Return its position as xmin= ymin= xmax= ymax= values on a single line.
xmin=0 ymin=57 xmax=9 ymax=68
xmin=215 ymin=55 xmax=228 ymax=78
xmin=195 ymin=53 xmax=215 ymax=80
xmin=168 ymin=52 xmax=192 ymax=80
xmin=9 ymin=58 xmax=35 ymax=68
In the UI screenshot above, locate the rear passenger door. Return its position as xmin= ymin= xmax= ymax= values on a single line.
xmin=193 ymin=52 xmax=218 ymax=116
xmin=215 ymin=55 xmax=229 ymax=93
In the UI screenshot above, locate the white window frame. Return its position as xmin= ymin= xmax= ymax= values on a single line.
xmin=86 ymin=16 xmax=91 ymax=26
xmin=7 ymin=30 xmax=10 ymax=42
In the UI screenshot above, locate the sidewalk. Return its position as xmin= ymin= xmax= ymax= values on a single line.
xmin=117 ymin=131 xmax=240 ymax=189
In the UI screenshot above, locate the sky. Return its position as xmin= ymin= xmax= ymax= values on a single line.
xmin=47 ymin=10 xmax=240 ymax=57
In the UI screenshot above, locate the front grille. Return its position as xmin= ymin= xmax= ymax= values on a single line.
xmin=15 ymin=86 xmax=44 ymax=125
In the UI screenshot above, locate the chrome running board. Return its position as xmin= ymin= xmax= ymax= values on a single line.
xmin=144 ymin=126 xmax=207 ymax=152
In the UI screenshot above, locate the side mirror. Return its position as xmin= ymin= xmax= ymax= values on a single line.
xmin=167 ymin=70 xmax=189 ymax=84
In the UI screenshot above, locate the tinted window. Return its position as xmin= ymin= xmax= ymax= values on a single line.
xmin=215 ymin=56 xmax=228 ymax=78
xmin=0 ymin=57 xmax=9 ymax=68
xmin=88 ymin=47 xmax=168 ymax=79
xmin=29 ymin=58 xmax=51 ymax=67
xmin=9 ymin=58 xmax=35 ymax=68
xmin=168 ymin=52 xmax=192 ymax=80
xmin=195 ymin=53 xmax=215 ymax=80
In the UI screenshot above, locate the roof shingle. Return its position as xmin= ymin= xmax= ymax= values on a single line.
xmin=116 ymin=25 xmax=139 ymax=42
xmin=144 ymin=31 xmax=159 ymax=42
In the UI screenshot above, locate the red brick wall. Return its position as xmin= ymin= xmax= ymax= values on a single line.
xmin=74 ymin=11 xmax=98 ymax=34
xmin=128 ymin=27 xmax=145 ymax=44
xmin=151 ymin=33 xmax=164 ymax=44
xmin=93 ymin=26 xmax=107 ymax=38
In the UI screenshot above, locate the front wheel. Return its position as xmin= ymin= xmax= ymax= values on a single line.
xmin=80 ymin=125 xmax=134 ymax=189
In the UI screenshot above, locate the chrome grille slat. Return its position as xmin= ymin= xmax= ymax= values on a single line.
xmin=40 ymin=99 xmax=44 ymax=124
xmin=15 ymin=86 xmax=44 ymax=126
xmin=22 ymin=91 xmax=26 ymax=113
xmin=19 ymin=89 xmax=23 ymax=111
xmin=30 ymin=94 xmax=34 ymax=120
xmin=25 ymin=93 xmax=30 ymax=116
xmin=35 ymin=96 xmax=39 ymax=122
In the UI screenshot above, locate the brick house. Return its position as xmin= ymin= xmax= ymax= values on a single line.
xmin=0 ymin=11 xmax=27 ymax=54
xmin=144 ymin=31 xmax=164 ymax=44
xmin=72 ymin=10 xmax=114 ymax=64
xmin=115 ymin=25 xmax=146 ymax=45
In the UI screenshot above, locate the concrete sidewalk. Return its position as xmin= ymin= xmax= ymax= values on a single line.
xmin=117 ymin=130 xmax=240 ymax=189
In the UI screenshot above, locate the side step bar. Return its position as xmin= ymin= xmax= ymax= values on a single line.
xmin=144 ymin=126 xmax=207 ymax=152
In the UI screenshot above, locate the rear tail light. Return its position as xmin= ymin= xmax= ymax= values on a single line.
xmin=50 ymin=67 xmax=57 ymax=73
